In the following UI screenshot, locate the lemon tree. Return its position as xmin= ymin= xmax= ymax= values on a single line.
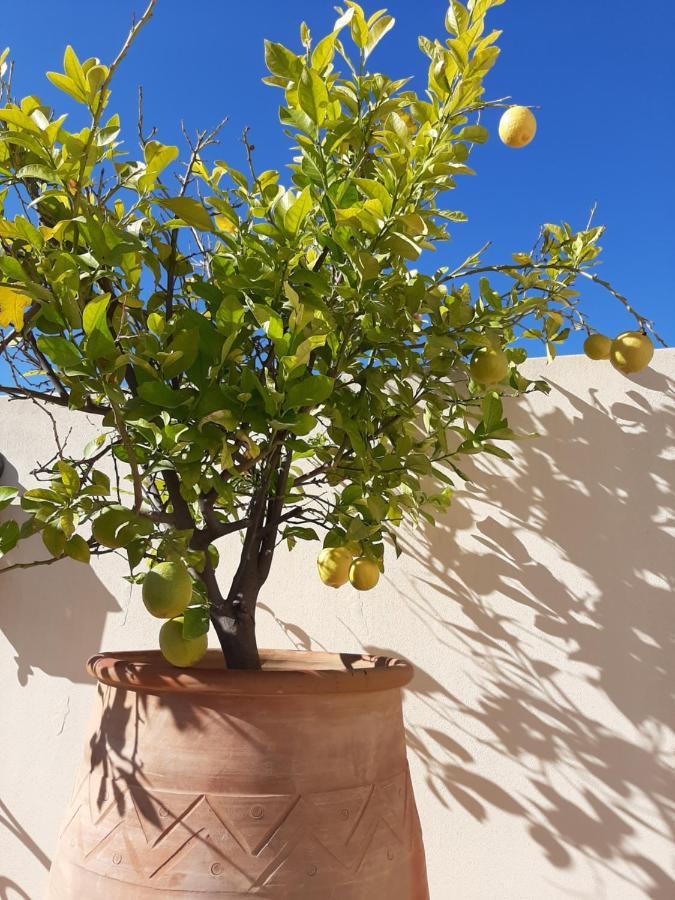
xmin=0 ymin=1 xmax=662 ymax=668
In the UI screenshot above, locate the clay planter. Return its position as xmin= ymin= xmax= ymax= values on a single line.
xmin=48 ymin=650 xmax=429 ymax=899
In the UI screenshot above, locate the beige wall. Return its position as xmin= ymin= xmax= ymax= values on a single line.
xmin=1 ymin=350 xmax=673 ymax=900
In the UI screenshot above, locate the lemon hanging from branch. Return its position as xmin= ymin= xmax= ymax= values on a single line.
xmin=499 ymin=106 xmax=537 ymax=148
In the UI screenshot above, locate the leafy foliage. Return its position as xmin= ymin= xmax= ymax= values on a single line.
xmin=0 ymin=1 xmax=656 ymax=664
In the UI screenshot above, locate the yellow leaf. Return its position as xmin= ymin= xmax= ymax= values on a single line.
xmin=214 ymin=213 xmax=237 ymax=234
xmin=0 ymin=286 xmax=32 ymax=330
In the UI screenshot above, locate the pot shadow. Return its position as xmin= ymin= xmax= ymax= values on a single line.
xmin=0 ymin=456 xmax=120 ymax=685
xmin=385 ymin=372 xmax=675 ymax=898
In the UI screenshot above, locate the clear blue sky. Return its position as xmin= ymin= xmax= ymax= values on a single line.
xmin=3 ymin=0 xmax=673 ymax=351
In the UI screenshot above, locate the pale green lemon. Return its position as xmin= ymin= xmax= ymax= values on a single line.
xmin=584 ymin=333 xmax=612 ymax=360
xmin=609 ymin=331 xmax=654 ymax=374
xmin=349 ymin=558 xmax=380 ymax=591
xmin=159 ymin=617 xmax=208 ymax=668
xmin=469 ymin=347 xmax=509 ymax=385
xmin=142 ymin=561 xmax=192 ymax=619
xmin=317 ymin=547 xmax=354 ymax=588
xmin=499 ymin=106 xmax=537 ymax=148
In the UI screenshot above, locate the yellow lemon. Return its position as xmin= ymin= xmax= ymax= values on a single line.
xmin=499 ymin=106 xmax=537 ymax=148
xmin=609 ymin=331 xmax=654 ymax=374
xmin=143 ymin=561 xmax=192 ymax=619
xmin=583 ymin=333 xmax=612 ymax=360
xmin=159 ymin=617 xmax=208 ymax=668
xmin=317 ymin=547 xmax=353 ymax=588
xmin=349 ymin=558 xmax=380 ymax=591
xmin=469 ymin=347 xmax=509 ymax=385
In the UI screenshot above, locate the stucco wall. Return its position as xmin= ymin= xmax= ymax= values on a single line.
xmin=1 ymin=350 xmax=673 ymax=900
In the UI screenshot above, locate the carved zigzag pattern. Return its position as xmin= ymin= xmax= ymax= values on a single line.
xmin=60 ymin=769 xmax=415 ymax=891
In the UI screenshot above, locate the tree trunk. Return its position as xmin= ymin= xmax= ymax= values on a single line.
xmin=210 ymin=605 xmax=260 ymax=670
xmin=198 ymin=445 xmax=291 ymax=670
xmin=202 ymin=558 xmax=262 ymax=670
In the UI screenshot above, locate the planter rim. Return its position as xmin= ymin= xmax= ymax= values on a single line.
xmin=87 ymin=649 xmax=414 ymax=696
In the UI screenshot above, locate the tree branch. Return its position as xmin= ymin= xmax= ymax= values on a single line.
xmin=0 ymin=384 xmax=108 ymax=416
xmin=73 ymin=0 xmax=158 ymax=206
xmin=258 ymin=448 xmax=292 ymax=582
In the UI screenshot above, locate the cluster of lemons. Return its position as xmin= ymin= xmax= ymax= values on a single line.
xmin=317 ymin=547 xmax=381 ymax=592
xmin=584 ymin=330 xmax=654 ymax=374
xmin=142 ymin=561 xmax=207 ymax=667
xmin=491 ymin=110 xmax=656 ymax=381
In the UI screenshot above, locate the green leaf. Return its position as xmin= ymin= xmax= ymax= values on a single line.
xmin=253 ymin=304 xmax=285 ymax=345
xmin=0 ymin=107 xmax=41 ymax=133
xmin=162 ymin=329 xmax=199 ymax=378
xmin=92 ymin=507 xmax=153 ymax=549
xmin=147 ymin=312 xmax=166 ymax=336
xmin=285 ymin=374 xmax=334 ymax=409
xmin=37 ymin=336 xmax=82 ymax=369
xmin=481 ymin=392 xmax=504 ymax=433
xmin=47 ymin=71 xmax=87 ymax=103
xmin=199 ymin=409 xmax=238 ymax=431
xmin=16 ymin=163 xmax=61 ymax=184
xmin=137 ymin=381 xmax=187 ymax=408
xmin=58 ymin=460 xmax=81 ymax=497
xmin=0 ymin=486 xmax=19 ymax=511
xmin=0 ymin=519 xmax=19 ymax=557
xmin=64 ymin=533 xmax=90 ymax=564
xmin=161 ymin=197 xmax=213 ymax=231
xmin=341 ymin=484 xmax=362 ymax=505
xmin=353 ymin=178 xmax=393 ymax=215
xmin=298 ymin=69 xmax=329 ymax=126
xmin=456 ymin=125 xmax=489 ymax=144
xmin=312 ymin=32 xmax=337 ymax=72
xmin=264 ymin=40 xmax=302 ymax=80
xmin=365 ymin=14 xmax=395 ymax=58
xmin=91 ymin=469 xmax=111 ymax=495
xmin=446 ymin=1 xmax=470 ymax=36
xmin=284 ymin=186 xmax=312 ymax=237
xmin=348 ymin=4 xmax=369 ymax=47
xmin=83 ymin=292 xmax=114 ymax=357
xmin=63 ymin=45 xmax=88 ymax=97
xmin=144 ymin=141 xmax=179 ymax=175
xmin=183 ymin=605 xmax=210 ymax=640
xmin=42 ymin=524 xmax=66 ymax=558
xmin=384 ymin=232 xmax=421 ymax=260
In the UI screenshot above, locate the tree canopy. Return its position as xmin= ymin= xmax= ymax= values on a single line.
xmin=0 ymin=0 xmax=660 ymax=666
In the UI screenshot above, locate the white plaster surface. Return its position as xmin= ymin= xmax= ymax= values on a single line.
xmin=1 ymin=350 xmax=673 ymax=899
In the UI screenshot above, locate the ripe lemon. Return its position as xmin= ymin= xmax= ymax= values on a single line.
xmin=317 ymin=547 xmax=353 ymax=588
xmin=469 ymin=347 xmax=509 ymax=385
xmin=159 ymin=617 xmax=208 ymax=668
xmin=584 ymin=333 xmax=612 ymax=360
xmin=609 ymin=331 xmax=654 ymax=374
xmin=349 ymin=558 xmax=380 ymax=591
xmin=499 ymin=106 xmax=537 ymax=148
xmin=143 ymin=560 xmax=192 ymax=619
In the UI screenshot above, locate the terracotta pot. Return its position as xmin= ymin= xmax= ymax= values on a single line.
xmin=48 ymin=650 xmax=429 ymax=899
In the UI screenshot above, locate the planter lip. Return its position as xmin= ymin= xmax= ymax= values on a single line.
xmin=87 ymin=648 xmax=414 ymax=696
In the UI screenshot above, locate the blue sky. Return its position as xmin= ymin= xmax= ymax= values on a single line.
xmin=3 ymin=0 xmax=673 ymax=351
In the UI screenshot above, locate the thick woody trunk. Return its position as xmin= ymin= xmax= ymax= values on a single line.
xmin=210 ymin=605 xmax=260 ymax=670
xmin=202 ymin=555 xmax=263 ymax=670
xmin=199 ymin=444 xmax=291 ymax=670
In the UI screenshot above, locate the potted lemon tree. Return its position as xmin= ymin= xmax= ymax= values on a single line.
xmin=0 ymin=1 xmax=659 ymax=897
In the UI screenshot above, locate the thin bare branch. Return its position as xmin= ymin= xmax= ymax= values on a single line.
xmin=0 ymin=384 xmax=108 ymax=416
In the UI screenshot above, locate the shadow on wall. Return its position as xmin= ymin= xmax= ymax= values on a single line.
xmin=0 ymin=456 xmax=120 ymax=685
xmin=389 ymin=371 xmax=675 ymax=899
xmin=0 ymin=795 xmax=52 ymax=892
